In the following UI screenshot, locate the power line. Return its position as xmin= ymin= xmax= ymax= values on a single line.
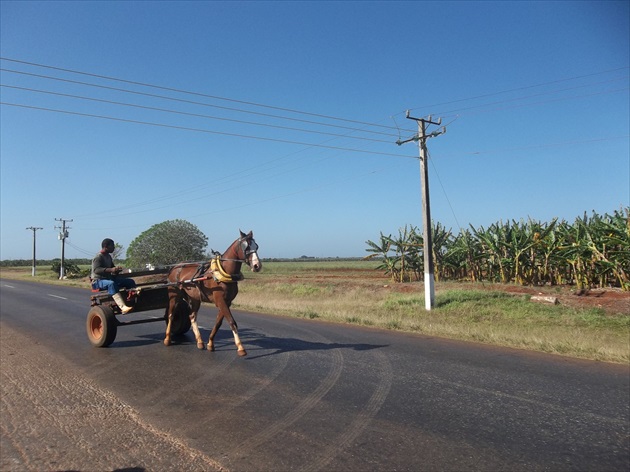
xmin=439 ymin=135 xmax=630 ymax=159
xmin=431 ymin=77 xmax=629 ymax=117
xmin=0 ymin=57 xmax=404 ymax=132
xmin=405 ymin=66 xmax=629 ymax=114
xmin=436 ymin=86 xmax=629 ymax=119
xmin=3 ymin=57 xmax=627 ymax=230
xmin=2 ymin=59 xmax=625 ymax=147
xmin=1 ymin=68 xmax=408 ymax=138
xmin=5 ymin=57 xmax=626 ymax=136
xmin=2 ymin=64 xmax=412 ymax=217
xmin=0 ymin=84 xmax=396 ymax=144
xmin=0 ymin=102 xmax=415 ymax=159
xmin=427 ymin=149 xmax=462 ymax=234
xmin=0 ymin=68 xmax=408 ymax=136
xmin=65 ymin=241 xmax=96 ymax=257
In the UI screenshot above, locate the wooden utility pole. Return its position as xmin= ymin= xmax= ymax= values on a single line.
xmin=26 ymin=226 xmax=43 ymax=276
xmin=397 ymin=112 xmax=445 ymax=310
xmin=55 ymin=218 xmax=72 ymax=279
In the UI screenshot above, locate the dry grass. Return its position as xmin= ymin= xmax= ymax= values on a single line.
xmin=232 ymin=263 xmax=629 ymax=364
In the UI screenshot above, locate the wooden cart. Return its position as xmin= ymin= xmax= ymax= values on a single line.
xmin=86 ymin=268 xmax=191 ymax=347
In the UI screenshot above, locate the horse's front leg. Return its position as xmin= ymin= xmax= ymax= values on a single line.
xmin=188 ymin=298 xmax=205 ymax=350
xmin=209 ymin=292 xmax=246 ymax=357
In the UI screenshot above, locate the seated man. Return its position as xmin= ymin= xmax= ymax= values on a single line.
xmin=91 ymin=238 xmax=136 ymax=314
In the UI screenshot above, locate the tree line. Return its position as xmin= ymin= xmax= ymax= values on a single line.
xmin=365 ymin=208 xmax=629 ymax=291
xmin=1 ymin=220 xmax=211 ymax=277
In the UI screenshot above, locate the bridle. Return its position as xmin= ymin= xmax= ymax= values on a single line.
xmin=238 ymin=236 xmax=259 ymax=267
xmin=212 ymin=237 xmax=259 ymax=267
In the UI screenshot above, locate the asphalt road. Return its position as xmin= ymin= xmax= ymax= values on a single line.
xmin=1 ymin=279 xmax=628 ymax=472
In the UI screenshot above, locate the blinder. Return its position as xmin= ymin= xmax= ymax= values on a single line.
xmin=240 ymin=238 xmax=259 ymax=259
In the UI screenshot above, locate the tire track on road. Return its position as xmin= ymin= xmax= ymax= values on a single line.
xmin=299 ymin=348 xmax=393 ymax=472
xmin=227 ymin=327 xmax=345 ymax=461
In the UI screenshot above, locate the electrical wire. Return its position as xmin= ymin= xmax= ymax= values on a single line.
xmin=404 ymin=66 xmax=629 ymax=115
xmin=436 ymin=86 xmax=629 ymax=119
xmin=2 ymin=57 xmax=627 ymax=230
xmin=0 ymin=102 xmax=415 ymax=159
xmin=0 ymin=68 xmax=409 ymax=138
xmin=441 ymin=135 xmax=630 ymax=159
xmin=65 ymin=241 xmax=96 ymax=257
xmin=0 ymin=84 xmax=395 ymax=144
xmin=2 ymin=59 xmax=626 ymax=148
xmin=0 ymin=57 xmax=406 ymax=132
xmin=427 ymin=149 xmax=463 ymax=234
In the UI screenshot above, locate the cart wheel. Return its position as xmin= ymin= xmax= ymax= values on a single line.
xmin=168 ymin=300 xmax=192 ymax=336
xmin=86 ymin=305 xmax=118 ymax=347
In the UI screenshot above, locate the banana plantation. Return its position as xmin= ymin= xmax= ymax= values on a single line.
xmin=365 ymin=208 xmax=630 ymax=291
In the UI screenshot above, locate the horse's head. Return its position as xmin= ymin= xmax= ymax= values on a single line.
xmin=238 ymin=230 xmax=262 ymax=272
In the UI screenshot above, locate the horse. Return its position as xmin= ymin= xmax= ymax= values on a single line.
xmin=164 ymin=230 xmax=261 ymax=356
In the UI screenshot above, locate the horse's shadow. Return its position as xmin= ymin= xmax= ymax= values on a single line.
xmin=231 ymin=328 xmax=389 ymax=359
xmin=116 ymin=327 xmax=388 ymax=358
xmin=114 ymin=331 xmax=196 ymax=348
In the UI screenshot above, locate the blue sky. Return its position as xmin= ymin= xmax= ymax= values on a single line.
xmin=1 ymin=1 xmax=628 ymax=261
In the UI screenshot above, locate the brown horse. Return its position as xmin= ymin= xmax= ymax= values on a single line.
xmin=164 ymin=230 xmax=261 ymax=356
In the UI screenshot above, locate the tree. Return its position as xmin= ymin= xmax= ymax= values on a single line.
xmin=126 ymin=220 xmax=208 ymax=267
xmin=112 ymin=243 xmax=124 ymax=261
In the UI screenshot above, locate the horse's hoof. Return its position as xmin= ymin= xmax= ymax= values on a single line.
xmin=197 ymin=342 xmax=205 ymax=350
xmin=237 ymin=349 xmax=247 ymax=357
xmin=163 ymin=338 xmax=171 ymax=347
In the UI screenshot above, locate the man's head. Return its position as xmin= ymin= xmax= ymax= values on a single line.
xmin=101 ymin=238 xmax=115 ymax=253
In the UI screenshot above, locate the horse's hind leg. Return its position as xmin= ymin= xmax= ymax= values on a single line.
xmin=229 ymin=314 xmax=247 ymax=357
xmin=164 ymin=290 xmax=178 ymax=346
xmin=188 ymin=298 xmax=204 ymax=350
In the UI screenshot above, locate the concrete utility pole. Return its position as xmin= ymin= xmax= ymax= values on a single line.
xmin=26 ymin=226 xmax=43 ymax=276
xmin=55 ymin=218 xmax=72 ymax=279
xmin=397 ymin=112 xmax=446 ymax=310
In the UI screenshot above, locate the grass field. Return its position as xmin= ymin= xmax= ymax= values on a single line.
xmin=2 ymin=260 xmax=628 ymax=364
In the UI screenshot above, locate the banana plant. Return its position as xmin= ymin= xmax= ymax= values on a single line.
xmin=471 ymin=221 xmax=513 ymax=283
xmin=367 ymin=208 xmax=629 ymax=290
xmin=365 ymin=232 xmax=399 ymax=282
xmin=431 ymin=222 xmax=453 ymax=282
xmin=447 ymin=229 xmax=483 ymax=281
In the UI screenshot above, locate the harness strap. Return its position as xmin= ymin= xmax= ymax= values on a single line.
xmin=210 ymin=257 xmax=243 ymax=283
xmin=191 ymin=262 xmax=210 ymax=280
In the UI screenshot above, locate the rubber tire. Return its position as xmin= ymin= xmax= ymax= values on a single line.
xmin=168 ymin=300 xmax=192 ymax=336
xmin=86 ymin=305 xmax=118 ymax=347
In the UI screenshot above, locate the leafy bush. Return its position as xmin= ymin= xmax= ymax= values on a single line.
xmin=50 ymin=259 xmax=84 ymax=278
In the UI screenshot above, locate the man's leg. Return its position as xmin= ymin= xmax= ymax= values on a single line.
xmin=95 ymin=279 xmax=116 ymax=295
xmin=115 ymin=278 xmax=137 ymax=291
